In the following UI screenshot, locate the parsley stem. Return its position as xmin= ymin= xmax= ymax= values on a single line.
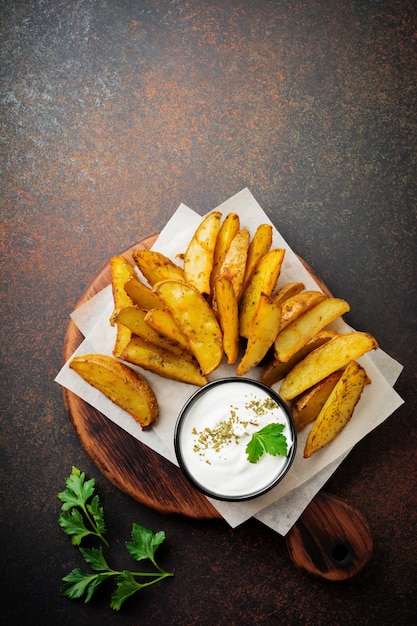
xmin=128 ymin=570 xmax=174 ymax=579
xmin=81 ymin=503 xmax=110 ymax=548
xmin=96 ymin=568 xmax=173 ymax=579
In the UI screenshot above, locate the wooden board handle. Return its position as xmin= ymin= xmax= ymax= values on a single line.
xmin=285 ymin=492 xmax=373 ymax=580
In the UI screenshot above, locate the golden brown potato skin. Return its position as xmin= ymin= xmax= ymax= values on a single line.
xmin=217 ymin=229 xmax=250 ymax=301
xmin=239 ymin=247 xmax=285 ymax=338
xmin=260 ymin=330 xmax=337 ymax=387
xmin=183 ymin=211 xmax=222 ymax=295
xmin=210 ymin=212 xmax=240 ymax=297
xmin=132 ymin=249 xmax=185 ymax=286
xmin=274 ymin=297 xmax=350 ymax=363
xmin=124 ymin=275 xmax=164 ymax=310
xmin=273 ymin=281 xmax=305 ymax=305
xmin=121 ymin=336 xmax=207 ymax=386
xmin=304 ymin=360 xmax=371 ymax=457
xmin=240 ymin=223 xmax=273 ymax=296
xmin=144 ymin=307 xmax=191 ymax=352
xmin=291 ymin=371 xmax=343 ymax=431
xmin=279 ymin=331 xmax=378 ymax=402
xmin=109 ymin=255 xmax=135 ymax=356
xmin=277 ymin=290 xmax=326 ymax=332
xmin=237 ymin=293 xmax=282 ymax=375
xmin=215 ymin=275 xmax=239 ymax=365
xmin=114 ymin=306 xmax=187 ymax=357
xmin=69 ymin=353 xmax=158 ymax=429
xmin=154 ymin=279 xmax=223 ymax=376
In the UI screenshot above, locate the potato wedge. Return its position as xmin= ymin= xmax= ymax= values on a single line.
xmin=109 ymin=255 xmax=135 ymax=318
xmin=113 ymin=305 xmax=189 ymax=357
xmin=215 ymin=275 xmax=239 ymax=365
xmin=144 ymin=307 xmax=191 ymax=352
xmin=279 ymin=331 xmax=378 ymax=401
xmin=121 ymin=336 xmax=207 ymax=386
xmin=124 ymin=275 xmax=164 ymax=310
xmin=69 ymin=353 xmax=158 ymax=429
xmin=155 ymin=280 xmax=223 ymax=375
xmin=210 ymin=212 xmax=240 ymax=296
xmin=274 ymin=297 xmax=350 ymax=363
xmin=304 ymin=361 xmax=371 ymax=457
xmin=278 ymin=290 xmax=327 ymax=332
xmin=273 ymin=281 xmax=305 ymax=305
xmin=218 ymin=229 xmax=250 ymax=299
xmin=237 ymin=293 xmax=282 ymax=376
xmin=292 ymin=371 xmax=343 ymax=431
xmin=132 ymin=249 xmax=185 ymax=286
xmin=239 ymin=247 xmax=285 ymax=338
xmin=240 ymin=223 xmax=273 ymax=297
xmin=183 ymin=211 xmax=222 ymax=295
xmin=109 ymin=255 xmax=135 ymax=357
xmin=113 ymin=323 xmax=132 ymax=358
xmin=260 ymin=329 xmax=337 ymax=386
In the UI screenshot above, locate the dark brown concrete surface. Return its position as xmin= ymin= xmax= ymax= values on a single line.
xmin=1 ymin=1 xmax=416 ymax=624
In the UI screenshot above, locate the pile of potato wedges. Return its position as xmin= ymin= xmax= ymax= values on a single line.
xmin=71 ymin=211 xmax=378 ymax=457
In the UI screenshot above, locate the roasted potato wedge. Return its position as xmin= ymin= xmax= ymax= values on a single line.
xmin=210 ymin=212 xmax=240 ymax=296
xmin=279 ymin=331 xmax=378 ymax=402
xmin=144 ymin=307 xmax=191 ymax=352
xmin=132 ymin=249 xmax=185 ymax=286
xmin=304 ymin=360 xmax=371 ymax=457
xmin=273 ymin=281 xmax=305 ymax=305
xmin=274 ymin=297 xmax=350 ymax=363
xmin=121 ymin=336 xmax=207 ymax=386
xmin=239 ymin=247 xmax=285 ymax=338
xmin=109 ymin=255 xmax=135 ymax=321
xmin=291 ymin=371 xmax=343 ymax=431
xmin=124 ymin=275 xmax=164 ymax=310
xmin=240 ymin=223 xmax=273 ymax=297
xmin=218 ymin=229 xmax=250 ymax=299
xmin=260 ymin=329 xmax=337 ymax=386
xmin=70 ymin=353 xmax=158 ymax=429
xmin=183 ymin=211 xmax=222 ymax=295
xmin=109 ymin=255 xmax=135 ymax=357
xmin=155 ymin=280 xmax=223 ymax=375
xmin=215 ymin=275 xmax=239 ymax=365
xmin=237 ymin=293 xmax=282 ymax=376
xmin=278 ymin=290 xmax=326 ymax=332
xmin=113 ymin=305 xmax=188 ymax=357
xmin=112 ymin=322 xmax=133 ymax=359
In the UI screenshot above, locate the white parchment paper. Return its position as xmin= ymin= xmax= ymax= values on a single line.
xmin=56 ymin=188 xmax=404 ymax=534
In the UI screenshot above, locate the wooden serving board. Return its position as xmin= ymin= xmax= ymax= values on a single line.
xmin=62 ymin=234 xmax=373 ymax=579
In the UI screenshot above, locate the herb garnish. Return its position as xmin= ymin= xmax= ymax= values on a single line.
xmin=58 ymin=467 xmax=173 ymax=611
xmin=246 ymin=423 xmax=288 ymax=463
xmin=192 ymin=394 xmax=284 ymax=458
xmin=58 ymin=466 xmax=109 ymax=547
xmin=192 ymin=394 xmax=288 ymax=464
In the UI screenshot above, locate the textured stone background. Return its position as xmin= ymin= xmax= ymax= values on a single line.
xmin=1 ymin=1 xmax=416 ymax=624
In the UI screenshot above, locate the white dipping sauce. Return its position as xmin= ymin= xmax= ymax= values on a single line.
xmin=175 ymin=379 xmax=296 ymax=500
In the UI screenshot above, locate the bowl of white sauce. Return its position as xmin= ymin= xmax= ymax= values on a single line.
xmin=174 ymin=377 xmax=296 ymax=501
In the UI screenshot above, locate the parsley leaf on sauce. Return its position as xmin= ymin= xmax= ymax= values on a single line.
xmin=246 ymin=423 xmax=288 ymax=463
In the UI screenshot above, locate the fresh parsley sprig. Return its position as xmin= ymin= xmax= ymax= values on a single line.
xmin=60 ymin=525 xmax=174 ymax=611
xmin=58 ymin=467 xmax=174 ymax=610
xmin=246 ymin=423 xmax=288 ymax=463
xmin=58 ymin=466 xmax=109 ymax=547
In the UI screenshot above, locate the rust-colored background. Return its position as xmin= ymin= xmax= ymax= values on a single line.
xmin=1 ymin=1 xmax=416 ymax=624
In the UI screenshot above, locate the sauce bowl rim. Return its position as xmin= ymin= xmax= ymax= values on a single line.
xmin=174 ymin=377 xmax=297 ymax=502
